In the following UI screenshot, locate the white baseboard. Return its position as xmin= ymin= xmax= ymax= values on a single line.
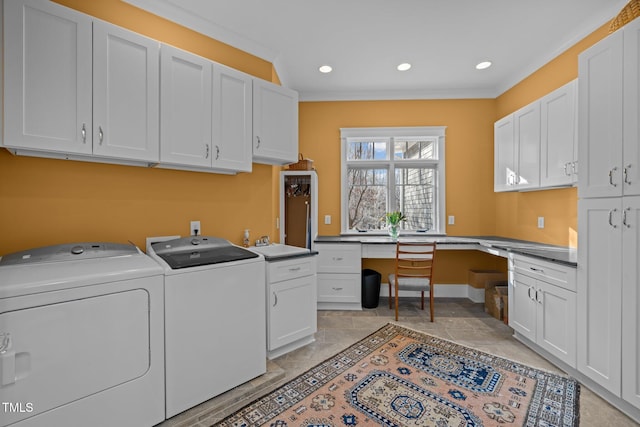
xmin=380 ymin=282 xmax=485 ymax=303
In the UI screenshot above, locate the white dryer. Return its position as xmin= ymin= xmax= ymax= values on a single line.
xmin=0 ymin=242 xmax=164 ymax=427
xmin=147 ymin=236 xmax=266 ymax=418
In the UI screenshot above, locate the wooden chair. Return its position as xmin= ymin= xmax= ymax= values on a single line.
xmin=388 ymin=241 xmax=436 ymax=322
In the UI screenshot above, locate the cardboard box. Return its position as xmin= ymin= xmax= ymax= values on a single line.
xmin=485 ymin=280 xmax=508 ymax=320
xmin=468 ymin=270 xmax=507 ymax=289
xmin=501 ymin=290 xmax=509 ymax=325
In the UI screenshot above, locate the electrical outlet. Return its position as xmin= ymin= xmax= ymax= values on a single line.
xmin=190 ymin=220 xmax=201 ymax=236
xmin=448 ymin=215 xmax=455 ymax=225
xmin=537 ymin=217 xmax=545 ymax=229
xmin=324 ymin=215 xmax=332 ymax=225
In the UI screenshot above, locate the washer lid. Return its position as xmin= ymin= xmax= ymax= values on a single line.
xmin=0 ymin=242 xmax=138 ymax=266
xmin=151 ymin=236 xmax=259 ymax=269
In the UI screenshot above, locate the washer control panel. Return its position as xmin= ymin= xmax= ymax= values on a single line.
xmin=0 ymin=242 xmax=138 ymax=266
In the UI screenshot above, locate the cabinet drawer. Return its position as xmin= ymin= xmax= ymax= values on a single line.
xmin=316 ymin=243 xmax=361 ymax=273
xmin=514 ymin=255 xmax=576 ymax=292
xmin=268 ymin=257 xmax=316 ymax=283
xmin=317 ymin=273 xmax=360 ymax=303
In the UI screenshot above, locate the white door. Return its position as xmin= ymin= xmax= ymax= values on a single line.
xmin=514 ymin=101 xmax=541 ymax=190
xmin=269 ymin=276 xmax=317 ymax=351
xmin=494 ymin=115 xmax=516 ymax=192
xmin=93 ymin=21 xmax=159 ymax=162
xmin=160 ymin=44 xmax=212 ymax=167
xmin=578 ymin=31 xmax=624 ymax=199
xmin=252 ymin=79 xmax=299 ymax=165
xmin=212 ymin=64 xmax=253 ymax=172
xmin=577 ymin=197 xmax=623 ymax=395
xmin=3 ymin=0 xmax=92 ymax=154
xmin=509 ymin=273 xmax=536 ymax=342
xmin=622 ymin=196 xmax=640 ymax=409
xmin=536 ymin=281 xmax=577 ymax=367
xmin=540 ymin=80 xmax=577 ymax=187
xmin=623 ymin=18 xmax=640 ymax=197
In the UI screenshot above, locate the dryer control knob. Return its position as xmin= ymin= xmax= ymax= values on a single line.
xmin=71 ymin=245 xmax=84 ymax=255
xmin=190 ymin=238 xmax=200 ymax=245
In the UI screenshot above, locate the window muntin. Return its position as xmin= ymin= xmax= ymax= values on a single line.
xmin=341 ymin=127 xmax=445 ymax=235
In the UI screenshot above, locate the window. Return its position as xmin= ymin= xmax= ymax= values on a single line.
xmin=340 ymin=127 xmax=446 ymax=234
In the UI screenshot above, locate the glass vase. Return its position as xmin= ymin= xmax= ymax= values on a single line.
xmin=388 ymin=224 xmax=399 ymax=240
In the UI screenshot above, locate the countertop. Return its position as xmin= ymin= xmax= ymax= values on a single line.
xmin=314 ymin=235 xmax=577 ymax=267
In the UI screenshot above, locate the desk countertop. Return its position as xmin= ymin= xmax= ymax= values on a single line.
xmin=314 ymin=235 xmax=577 ymax=267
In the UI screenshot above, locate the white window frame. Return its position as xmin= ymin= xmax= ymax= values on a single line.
xmin=340 ymin=126 xmax=446 ymax=235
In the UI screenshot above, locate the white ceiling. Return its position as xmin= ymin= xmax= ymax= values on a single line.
xmin=124 ymin=0 xmax=627 ymax=101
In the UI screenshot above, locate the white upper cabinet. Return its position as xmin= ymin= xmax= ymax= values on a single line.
xmin=514 ymin=101 xmax=541 ymax=190
xmin=494 ymin=115 xmax=516 ymax=192
xmin=623 ymin=19 xmax=640 ymax=197
xmin=93 ymin=21 xmax=160 ymax=163
xmin=3 ymin=0 xmax=92 ymax=155
xmin=494 ymin=101 xmax=541 ymax=191
xmin=252 ymin=79 xmax=299 ymax=165
xmin=212 ymin=64 xmax=253 ymax=173
xmin=160 ymin=44 xmax=213 ymax=168
xmin=540 ymin=80 xmax=578 ymax=187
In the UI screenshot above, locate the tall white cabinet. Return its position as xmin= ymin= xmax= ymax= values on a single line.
xmin=578 ymin=16 xmax=640 ymax=412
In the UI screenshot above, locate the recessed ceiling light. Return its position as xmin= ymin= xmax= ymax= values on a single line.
xmin=476 ymin=61 xmax=492 ymax=70
xmin=397 ymin=63 xmax=411 ymax=71
xmin=319 ymin=65 xmax=332 ymax=73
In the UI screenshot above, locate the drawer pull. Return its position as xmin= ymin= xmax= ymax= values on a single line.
xmin=332 ymin=287 xmax=343 ymax=291
xmin=288 ymin=266 xmax=302 ymax=272
xmin=529 ymin=267 xmax=544 ymax=273
xmin=333 ymin=257 xmax=343 ymax=261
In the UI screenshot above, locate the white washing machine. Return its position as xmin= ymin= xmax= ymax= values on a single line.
xmin=147 ymin=236 xmax=266 ymax=419
xmin=0 ymin=242 xmax=165 ymax=427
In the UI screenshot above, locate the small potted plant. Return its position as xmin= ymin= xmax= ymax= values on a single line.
xmin=384 ymin=211 xmax=406 ymax=240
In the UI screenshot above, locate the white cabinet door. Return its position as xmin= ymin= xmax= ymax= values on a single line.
xmin=623 ymin=19 xmax=640 ymax=197
xmin=578 ymin=31 xmax=624 ymax=199
xmin=93 ymin=20 xmax=159 ymax=162
xmin=160 ymin=44 xmax=212 ymax=168
xmin=510 ymin=272 xmax=537 ymax=342
xmin=540 ymin=80 xmax=577 ymax=187
xmin=622 ymin=196 xmax=640 ymax=409
xmin=252 ymin=79 xmax=299 ymax=165
xmin=536 ymin=281 xmax=577 ymax=367
xmin=212 ymin=64 xmax=253 ymax=172
xmin=3 ymin=0 xmax=92 ymax=154
xmin=577 ymin=197 xmax=623 ymax=395
xmin=269 ymin=275 xmax=317 ymax=351
xmin=514 ymin=101 xmax=541 ymax=190
xmin=494 ymin=115 xmax=516 ymax=192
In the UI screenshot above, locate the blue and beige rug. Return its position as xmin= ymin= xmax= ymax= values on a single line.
xmin=218 ymin=323 xmax=579 ymax=426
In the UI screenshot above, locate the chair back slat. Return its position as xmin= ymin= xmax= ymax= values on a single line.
xmin=395 ymin=241 xmax=436 ymax=280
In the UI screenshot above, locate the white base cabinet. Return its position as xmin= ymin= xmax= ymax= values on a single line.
xmin=509 ymin=255 xmax=577 ymax=367
xmin=315 ymin=243 xmax=362 ymax=310
xmin=265 ymin=256 xmax=317 ymax=359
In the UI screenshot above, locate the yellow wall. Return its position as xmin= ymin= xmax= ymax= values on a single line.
xmin=493 ymin=22 xmax=611 ymax=247
xmin=0 ymin=0 xmax=280 ymax=254
xmin=0 ymin=0 xmax=617 ymax=259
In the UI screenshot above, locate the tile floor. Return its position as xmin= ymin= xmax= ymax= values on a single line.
xmin=159 ymin=298 xmax=639 ymax=426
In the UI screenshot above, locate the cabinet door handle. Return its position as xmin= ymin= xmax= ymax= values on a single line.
xmin=256 ymin=136 xmax=261 ymax=149
xmin=564 ymin=163 xmax=570 ymax=176
xmin=273 ymin=292 xmax=278 ymax=307
xmin=529 ymin=267 xmax=544 ymax=273
xmin=609 ymin=208 xmax=618 ymax=229
xmin=572 ymin=161 xmax=578 ymax=176
xmin=623 ymin=207 xmax=631 ymax=229
xmin=81 ymin=124 xmax=87 ymax=143
xmin=624 ymin=164 xmax=632 ymax=185
xmin=536 ymin=289 xmax=543 ymax=304
xmin=527 ymin=286 xmax=534 ymax=300
xmin=98 ymin=126 xmax=104 ymax=145
xmin=609 ymin=167 xmax=618 ymax=187
xmin=205 ymin=144 xmax=210 ymax=159
xmin=215 ymin=145 xmax=220 ymax=160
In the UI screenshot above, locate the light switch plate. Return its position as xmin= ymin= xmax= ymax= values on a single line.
xmin=448 ymin=215 xmax=455 ymax=225
xmin=537 ymin=217 xmax=545 ymax=229
xmin=324 ymin=215 xmax=332 ymax=225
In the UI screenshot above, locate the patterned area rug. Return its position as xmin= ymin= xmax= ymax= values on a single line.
xmin=217 ymin=323 xmax=580 ymax=426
